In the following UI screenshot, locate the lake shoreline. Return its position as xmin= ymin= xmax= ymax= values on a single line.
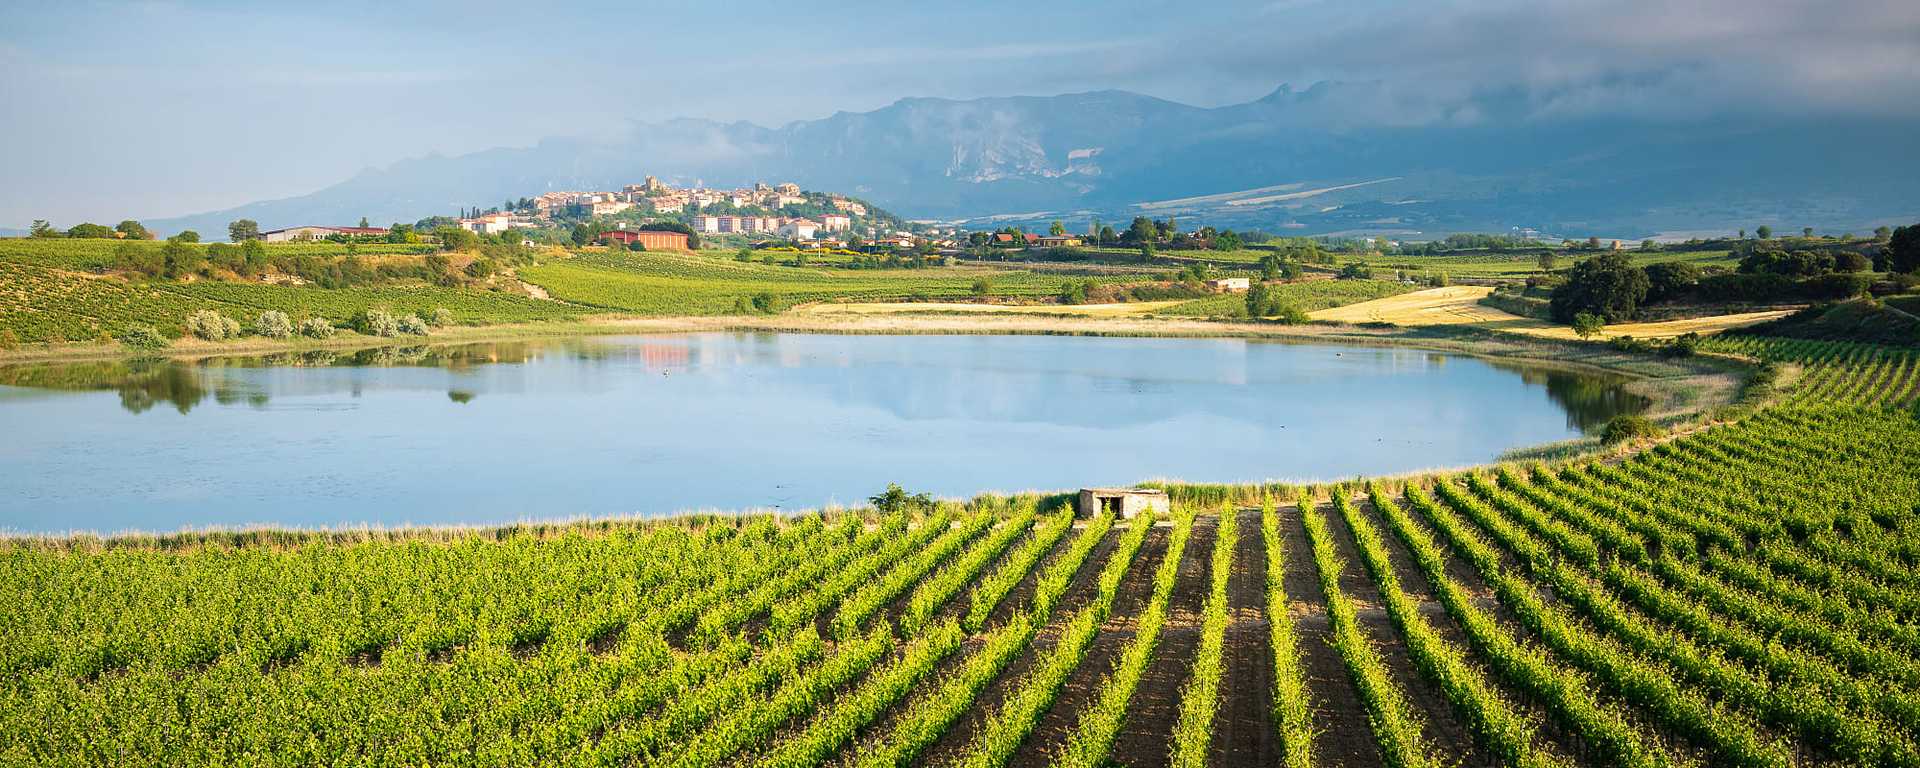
xmin=0 ymin=315 xmax=1749 ymax=543
xmin=0 ymin=308 xmax=1748 ymax=425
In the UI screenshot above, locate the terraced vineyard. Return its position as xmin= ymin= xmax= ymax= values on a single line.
xmin=3 ymin=336 xmax=1918 ymax=767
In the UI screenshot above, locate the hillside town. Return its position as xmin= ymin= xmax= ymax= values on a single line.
xmin=465 ymin=177 xmax=931 ymax=251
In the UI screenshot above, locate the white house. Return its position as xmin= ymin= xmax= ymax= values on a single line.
xmin=778 ymin=219 xmax=820 ymax=240
xmin=462 ymin=213 xmax=514 ymax=235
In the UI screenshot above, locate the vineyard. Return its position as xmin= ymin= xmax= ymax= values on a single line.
xmin=2 ymin=335 xmax=1918 ymax=767
xmin=519 ymin=250 xmax=1139 ymax=315
xmin=0 ymin=261 xmax=585 ymax=342
xmin=1154 ymin=279 xmax=1414 ymax=318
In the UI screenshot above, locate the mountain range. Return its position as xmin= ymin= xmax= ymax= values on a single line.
xmin=150 ymin=83 xmax=1920 ymax=239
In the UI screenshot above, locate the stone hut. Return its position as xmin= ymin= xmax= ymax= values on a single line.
xmin=1077 ymin=488 xmax=1170 ymax=519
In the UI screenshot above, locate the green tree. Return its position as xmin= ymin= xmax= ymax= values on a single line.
xmin=1888 ymin=224 xmax=1920 ymax=273
xmin=436 ymin=226 xmax=480 ymax=251
xmin=1642 ymin=261 xmax=1701 ymax=303
xmin=66 ymin=222 xmax=115 ymax=238
xmin=359 ymin=217 xmax=370 ymax=229
xmin=1123 ymin=216 xmax=1158 ymax=245
xmin=1755 ymin=225 xmax=1773 ymax=239
xmin=115 ymin=220 xmax=152 ymax=240
xmin=227 ymin=219 xmax=260 ymax=242
xmin=170 ymin=230 xmax=200 ymax=243
xmin=240 ymin=239 xmax=267 ymax=271
xmin=1802 ymin=227 xmax=1814 ymax=238
xmin=1048 ymin=220 xmax=1066 ymax=236
xmin=161 ymin=239 xmax=204 ymax=279
xmin=1571 ymin=312 xmax=1605 ymax=339
xmin=971 ymin=278 xmax=992 ymax=296
xmin=1537 ymin=251 xmax=1557 ymax=272
xmin=1549 ymin=252 xmax=1649 ymax=323
xmin=28 ymin=219 xmax=56 ymax=238
xmin=1212 ymin=230 xmax=1241 ymax=251
xmin=1874 ymin=225 xmax=1893 ymax=240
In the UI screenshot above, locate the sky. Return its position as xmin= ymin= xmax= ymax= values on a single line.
xmin=3 ymin=0 xmax=1917 ymax=228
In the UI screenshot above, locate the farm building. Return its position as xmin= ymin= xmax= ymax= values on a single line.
xmin=1207 ymin=277 xmax=1251 ymax=293
xmin=1076 ymin=488 xmax=1170 ymax=519
xmin=601 ymin=229 xmax=691 ymax=250
xmin=260 ymin=225 xmax=390 ymax=242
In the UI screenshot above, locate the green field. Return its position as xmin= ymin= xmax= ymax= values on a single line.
xmin=0 ymin=237 xmax=438 ymax=271
xmin=520 ymin=250 xmax=1134 ymax=315
xmin=3 ymin=335 xmax=1918 ymax=766
xmin=0 ymin=261 xmax=584 ymax=343
xmin=1154 ymin=278 xmax=1415 ymax=318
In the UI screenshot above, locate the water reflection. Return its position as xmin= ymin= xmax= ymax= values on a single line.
xmin=0 ymin=334 xmax=1650 ymax=534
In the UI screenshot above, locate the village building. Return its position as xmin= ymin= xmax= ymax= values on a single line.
xmin=1036 ymin=235 xmax=1082 ymax=247
xmin=819 ymin=213 xmax=851 ymax=231
xmin=778 ymin=219 xmax=821 ymax=240
xmin=261 ymin=225 xmax=390 ymax=242
xmin=461 ymin=213 xmax=515 ymax=235
xmin=600 ymin=229 xmax=690 ymax=250
xmin=1208 ymin=277 xmax=1252 ymax=293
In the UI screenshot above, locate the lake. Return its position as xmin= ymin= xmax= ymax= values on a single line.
xmin=0 ymin=333 xmax=1647 ymax=534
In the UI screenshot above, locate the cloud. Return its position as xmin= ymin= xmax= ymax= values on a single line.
xmin=1131 ymin=0 xmax=1920 ymax=121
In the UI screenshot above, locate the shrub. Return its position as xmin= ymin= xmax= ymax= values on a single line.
xmin=0 ymin=329 xmax=18 ymax=350
xmin=1338 ymin=263 xmax=1373 ymax=280
xmin=254 ymin=310 xmax=294 ymax=339
xmin=749 ymin=292 xmax=785 ymax=314
xmin=464 ymin=259 xmax=496 ymax=279
xmin=1660 ymin=332 xmax=1700 ymax=358
xmin=117 ymin=325 xmax=169 ymax=350
xmin=184 ymin=310 xmax=240 ymax=341
xmin=428 ymin=308 xmax=455 ymax=327
xmin=351 ymin=309 xmax=401 ymax=337
xmin=299 ymin=318 xmax=337 ymax=339
xmin=397 ymin=315 xmax=430 ymax=335
xmin=971 ymin=278 xmax=992 ymax=296
xmin=1607 ymin=335 xmax=1653 ymax=353
xmin=1601 ymin=415 xmax=1661 ymax=445
xmin=1799 ymin=273 xmax=1869 ymax=300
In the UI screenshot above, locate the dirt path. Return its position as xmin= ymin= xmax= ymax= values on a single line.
xmin=1319 ymin=499 xmax=1486 ymax=768
xmin=1354 ymin=497 xmax=1597 ymax=766
xmin=1006 ymin=524 xmax=1171 ymax=767
xmin=1281 ymin=504 xmax=1385 ymax=768
xmin=1210 ymin=508 xmax=1280 ymax=766
xmin=1107 ymin=517 xmax=1218 ymax=767
xmin=909 ymin=524 xmax=1130 ymax=766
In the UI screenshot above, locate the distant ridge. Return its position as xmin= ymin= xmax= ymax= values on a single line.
xmin=147 ymin=83 xmax=1920 ymax=239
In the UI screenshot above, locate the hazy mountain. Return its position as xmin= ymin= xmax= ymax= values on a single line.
xmin=149 ymin=83 xmax=1920 ymax=239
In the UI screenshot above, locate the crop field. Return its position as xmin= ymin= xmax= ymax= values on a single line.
xmin=1155 ymin=279 xmax=1414 ymax=318
xmin=519 ymin=250 xmax=1136 ymax=315
xmin=0 ymin=261 xmax=585 ymax=342
xmin=1358 ymin=250 xmax=1742 ymax=279
xmin=0 ymin=238 xmax=438 ymax=272
xmin=2 ymin=334 xmax=1917 ymax=766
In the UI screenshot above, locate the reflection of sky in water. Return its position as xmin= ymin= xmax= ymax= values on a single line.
xmin=0 ymin=334 xmax=1644 ymax=535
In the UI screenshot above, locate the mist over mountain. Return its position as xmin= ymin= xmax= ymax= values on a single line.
xmin=150 ymin=83 xmax=1920 ymax=239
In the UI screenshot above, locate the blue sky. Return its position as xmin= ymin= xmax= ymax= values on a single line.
xmin=3 ymin=0 xmax=1916 ymax=227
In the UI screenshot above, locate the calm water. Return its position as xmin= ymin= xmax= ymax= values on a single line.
xmin=0 ymin=334 xmax=1646 ymax=534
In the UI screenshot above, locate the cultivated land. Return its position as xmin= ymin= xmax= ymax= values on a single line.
xmin=1310 ymin=286 xmax=1798 ymax=340
xmin=5 ymin=334 xmax=1919 ymax=767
